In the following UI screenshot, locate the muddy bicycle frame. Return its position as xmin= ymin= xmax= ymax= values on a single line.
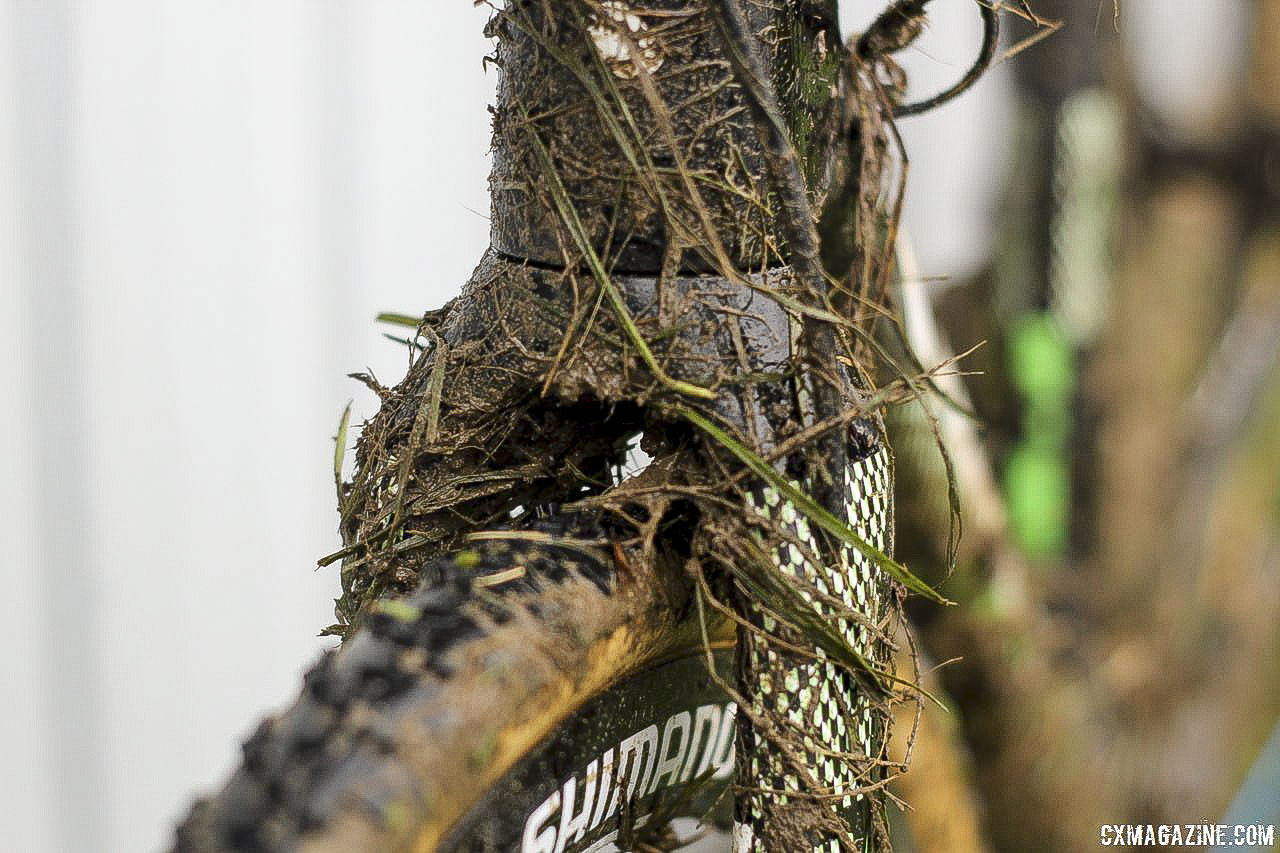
xmin=174 ymin=1 xmax=996 ymax=849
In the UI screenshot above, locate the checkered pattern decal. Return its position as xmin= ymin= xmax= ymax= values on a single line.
xmin=735 ymin=445 xmax=893 ymax=852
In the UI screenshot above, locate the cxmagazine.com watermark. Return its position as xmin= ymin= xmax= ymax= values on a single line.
xmin=1099 ymin=823 xmax=1276 ymax=848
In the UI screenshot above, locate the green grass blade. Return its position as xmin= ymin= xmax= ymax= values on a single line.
xmin=333 ymin=401 xmax=352 ymax=499
xmin=676 ymin=405 xmax=950 ymax=604
xmin=375 ymin=312 xmax=422 ymax=329
xmin=731 ymin=540 xmax=890 ymax=694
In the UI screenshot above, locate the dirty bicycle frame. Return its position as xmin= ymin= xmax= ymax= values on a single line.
xmin=174 ymin=1 xmax=1001 ymax=850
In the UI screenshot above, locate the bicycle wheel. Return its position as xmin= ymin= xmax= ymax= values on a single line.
xmin=174 ymin=516 xmax=738 ymax=853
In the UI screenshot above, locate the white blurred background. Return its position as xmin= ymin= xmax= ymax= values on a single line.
xmin=1 ymin=5 xmax=494 ymax=851
xmin=0 ymin=2 xmax=1218 ymax=851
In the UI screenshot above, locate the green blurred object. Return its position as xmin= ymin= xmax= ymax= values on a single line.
xmin=1004 ymin=444 xmax=1070 ymax=557
xmin=1004 ymin=312 xmax=1075 ymax=558
xmin=1009 ymin=313 xmax=1074 ymax=403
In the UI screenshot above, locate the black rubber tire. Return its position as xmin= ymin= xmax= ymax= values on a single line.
xmin=173 ymin=516 xmax=733 ymax=853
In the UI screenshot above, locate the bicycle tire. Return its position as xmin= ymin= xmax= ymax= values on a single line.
xmin=174 ymin=516 xmax=737 ymax=853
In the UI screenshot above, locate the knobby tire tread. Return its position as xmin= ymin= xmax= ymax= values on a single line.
xmin=174 ymin=516 xmax=622 ymax=853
